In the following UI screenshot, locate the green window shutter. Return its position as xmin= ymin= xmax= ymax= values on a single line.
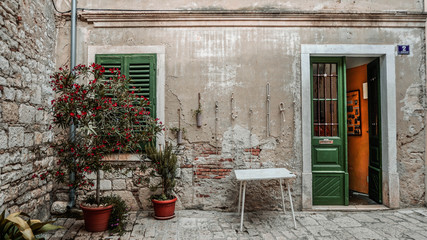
xmin=126 ymin=54 xmax=157 ymax=119
xmin=95 ymin=55 xmax=123 ymax=97
xmin=95 ymin=54 xmax=156 ymax=118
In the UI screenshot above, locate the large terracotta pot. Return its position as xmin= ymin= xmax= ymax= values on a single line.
xmin=152 ymin=197 xmax=177 ymax=220
xmin=80 ymin=204 xmax=113 ymax=232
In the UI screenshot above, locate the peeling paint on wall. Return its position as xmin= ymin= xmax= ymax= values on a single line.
xmin=400 ymin=83 xmax=424 ymax=121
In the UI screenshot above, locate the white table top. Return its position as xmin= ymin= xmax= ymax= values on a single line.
xmin=234 ymin=168 xmax=296 ymax=181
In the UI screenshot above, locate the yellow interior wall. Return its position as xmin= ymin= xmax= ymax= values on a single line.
xmin=347 ymin=64 xmax=369 ymax=194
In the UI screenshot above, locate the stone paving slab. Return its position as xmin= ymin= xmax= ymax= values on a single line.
xmin=41 ymin=208 xmax=427 ymax=239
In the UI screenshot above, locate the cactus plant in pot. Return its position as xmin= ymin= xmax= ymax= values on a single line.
xmin=41 ymin=64 xmax=163 ymax=231
xmin=145 ymin=143 xmax=178 ymax=219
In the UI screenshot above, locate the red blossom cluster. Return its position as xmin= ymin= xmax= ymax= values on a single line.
xmin=36 ymin=63 xmax=164 ymax=190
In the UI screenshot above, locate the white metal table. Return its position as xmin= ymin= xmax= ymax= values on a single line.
xmin=234 ymin=168 xmax=297 ymax=231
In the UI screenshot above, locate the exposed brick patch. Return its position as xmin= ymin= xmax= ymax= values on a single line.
xmin=194 ymin=163 xmax=232 ymax=179
xmin=180 ymin=164 xmax=193 ymax=168
xmin=244 ymin=147 xmax=261 ymax=156
xmin=191 ymin=143 xmax=221 ymax=157
xmin=196 ymin=194 xmax=210 ymax=198
xmin=219 ymin=158 xmax=233 ymax=162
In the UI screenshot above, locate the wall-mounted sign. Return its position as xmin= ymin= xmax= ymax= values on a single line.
xmin=397 ymin=45 xmax=410 ymax=55
xmin=362 ymin=82 xmax=368 ymax=99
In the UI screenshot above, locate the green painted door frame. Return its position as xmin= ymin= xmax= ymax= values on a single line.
xmin=311 ymin=57 xmax=349 ymax=205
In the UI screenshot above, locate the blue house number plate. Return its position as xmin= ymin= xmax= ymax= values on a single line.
xmin=398 ymin=45 xmax=410 ymax=55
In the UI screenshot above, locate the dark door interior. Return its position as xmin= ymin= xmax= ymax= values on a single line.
xmin=367 ymin=58 xmax=382 ymax=204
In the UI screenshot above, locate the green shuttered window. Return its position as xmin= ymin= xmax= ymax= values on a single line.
xmin=95 ymin=54 xmax=157 ymax=118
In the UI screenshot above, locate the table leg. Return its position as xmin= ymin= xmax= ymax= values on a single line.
xmin=279 ymin=179 xmax=286 ymax=213
xmin=240 ymin=181 xmax=247 ymax=232
xmin=287 ymin=181 xmax=297 ymax=229
xmin=238 ymin=181 xmax=242 ymax=213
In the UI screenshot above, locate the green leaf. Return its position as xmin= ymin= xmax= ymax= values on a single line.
xmin=5 ymin=212 xmax=35 ymax=240
xmin=37 ymin=223 xmax=63 ymax=233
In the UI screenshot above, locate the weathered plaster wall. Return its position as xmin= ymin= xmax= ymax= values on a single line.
xmin=0 ymin=0 xmax=56 ymax=219
xmin=54 ymin=19 xmax=426 ymax=210
xmin=57 ymin=0 xmax=424 ymax=12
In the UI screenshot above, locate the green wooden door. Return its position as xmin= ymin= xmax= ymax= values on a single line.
xmin=367 ymin=59 xmax=382 ymax=203
xmin=311 ymin=57 xmax=348 ymax=205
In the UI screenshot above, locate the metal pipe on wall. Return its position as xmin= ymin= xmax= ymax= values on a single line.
xmin=424 ymin=18 xmax=427 ymax=207
xmin=67 ymin=0 xmax=77 ymax=210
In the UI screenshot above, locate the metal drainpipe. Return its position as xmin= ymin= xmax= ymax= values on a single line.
xmin=67 ymin=0 xmax=77 ymax=210
xmin=425 ymin=17 xmax=427 ymax=207
xmin=424 ymin=0 xmax=427 ymax=207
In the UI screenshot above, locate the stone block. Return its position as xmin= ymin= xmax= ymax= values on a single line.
xmin=42 ymin=131 xmax=52 ymax=143
xmin=15 ymin=90 xmax=24 ymax=102
xmin=21 ymin=164 xmax=32 ymax=175
xmin=0 ymin=56 xmax=10 ymax=73
xmin=3 ymin=87 xmax=15 ymax=101
xmin=1 ymin=101 xmax=19 ymax=123
xmin=30 ymin=85 xmax=42 ymax=105
xmin=113 ymin=179 xmax=126 ymax=190
xmin=2 ymin=151 xmax=20 ymax=166
xmin=8 ymin=127 xmax=24 ymax=147
xmin=34 ymin=132 xmax=43 ymax=145
xmin=0 ymin=153 xmax=8 ymax=168
xmin=19 ymin=104 xmax=36 ymax=124
xmin=35 ymin=110 xmax=44 ymax=123
xmin=51 ymin=201 xmax=68 ymax=215
xmin=56 ymin=192 xmax=69 ymax=201
xmin=0 ymin=191 xmax=5 ymax=207
xmin=15 ymin=192 xmax=31 ymax=205
xmin=104 ymin=169 xmax=132 ymax=179
xmin=100 ymin=180 xmax=111 ymax=190
xmin=1 ymin=171 xmax=20 ymax=184
xmin=108 ymin=191 xmax=139 ymax=211
xmin=0 ymin=130 xmax=7 ymax=149
xmin=138 ymin=187 xmax=157 ymax=210
xmin=24 ymin=133 xmax=34 ymax=147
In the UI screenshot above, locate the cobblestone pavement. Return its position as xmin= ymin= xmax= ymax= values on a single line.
xmin=40 ymin=208 xmax=427 ymax=239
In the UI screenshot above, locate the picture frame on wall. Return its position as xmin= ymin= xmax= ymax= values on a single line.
xmin=347 ymin=90 xmax=361 ymax=136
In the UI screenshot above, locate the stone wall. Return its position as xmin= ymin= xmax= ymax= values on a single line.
xmin=0 ymin=0 xmax=56 ymax=220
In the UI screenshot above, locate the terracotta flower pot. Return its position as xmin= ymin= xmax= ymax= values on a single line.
xmin=152 ymin=197 xmax=177 ymax=220
xmin=80 ymin=204 xmax=113 ymax=232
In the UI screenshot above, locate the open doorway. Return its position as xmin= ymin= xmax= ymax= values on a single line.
xmin=302 ymin=44 xmax=399 ymax=209
xmin=346 ymin=57 xmax=382 ymax=205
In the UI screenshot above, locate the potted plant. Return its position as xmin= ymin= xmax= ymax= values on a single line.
xmin=145 ymin=143 xmax=178 ymax=219
xmin=170 ymin=127 xmax=185 ymax=145
xmin=85 ymin=195 xmax=128 ymax=235
xmin=193 ymin=93 xmax=203 ymax=127
xmin=40 ymin=64 xmax=163 ymax=231
xmin=193 ymin=108 xmax=202 ymax=127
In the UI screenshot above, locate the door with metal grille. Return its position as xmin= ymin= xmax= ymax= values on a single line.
xmin=311 ymin=57 xmax=348 ymax=205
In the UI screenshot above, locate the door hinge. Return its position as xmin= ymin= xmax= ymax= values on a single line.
xmin=367 ymin=176 xmax=369 ymax=183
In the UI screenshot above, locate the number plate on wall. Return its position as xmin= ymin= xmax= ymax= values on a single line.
xmin=397 ymin=45 xmax=410 ymax=55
